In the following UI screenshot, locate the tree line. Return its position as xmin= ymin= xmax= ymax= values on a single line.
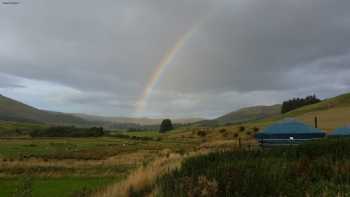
xmin=30 ymin=126 xmax=104 ymax=137
xmin=281 ymin=95 xmax=321 ymax=114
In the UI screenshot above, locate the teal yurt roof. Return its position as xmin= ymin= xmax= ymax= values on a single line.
xmin=329 ymin=127 xmax=350 ymax=136
xmin=261 ymin=119 xmax=323 ymax=134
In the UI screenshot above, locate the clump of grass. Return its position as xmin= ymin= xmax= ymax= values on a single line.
xmin=71 ymin=187 xmax=93 ymax=197
xmin=96 ymin=153 xmax=183 ymax=197
xmin=197 ymin=130 xmax=207 ymax=137
xmin=219 ymin=129 xmax=226 ymax=133
xmin=233 ymin=133 xmax=239 ymax=138
xmin=12 ymin=176 xmax=33 ymax=197
xmin=253 ymin=127 xmax=260 ymax=132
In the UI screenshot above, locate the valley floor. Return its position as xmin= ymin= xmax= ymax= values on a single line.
xmin=0 ymin=136 xmax=199 ymax=197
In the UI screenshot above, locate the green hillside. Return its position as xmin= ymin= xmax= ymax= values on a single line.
xmin=199 ymin=105 xmax=281 ymax=126
xmin=285 ymin=93 xmax=350 ymax=117
xmin=0 ymin=95 xmax=90 ymax=125
xmin=248 ymin=93 xmax=350 ymax=131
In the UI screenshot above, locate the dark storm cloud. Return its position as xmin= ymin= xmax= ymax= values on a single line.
xmin=159 ymin=0 xmax=350 ymax=93
xmin=1 ymin=0 xmax=350 ymax=117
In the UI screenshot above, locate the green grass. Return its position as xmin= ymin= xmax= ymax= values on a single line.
xmin=0 ymin=121 xmax=46 ymax=136
xmin=0 ymin=177 xmax=117 ymax=197
xmin=0 ymin=136 xmax=199 ymax=196
xmin=0 ymin=137 xmax=194 ymax=160
xmin=0 ymin=137 xmax=128 ymax=159
xmin=125 ymin=131 xmax=160 ymax=137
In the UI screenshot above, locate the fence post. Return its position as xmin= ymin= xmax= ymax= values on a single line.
xmin=238 ymin=137 xmax=241 ymax=149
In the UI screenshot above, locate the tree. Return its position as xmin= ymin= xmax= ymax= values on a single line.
xmin=159 ymin=119 xmax=174 ymax=133
xmin=281 ymin=95 xmax=321 ymax=114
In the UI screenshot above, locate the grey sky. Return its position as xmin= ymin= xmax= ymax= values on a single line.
xmin=0 ymin=0 xmax=350 ymax=118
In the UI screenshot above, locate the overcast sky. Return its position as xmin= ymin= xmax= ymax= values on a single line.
xmin=1 ymin=0 xmax=350 ymax=118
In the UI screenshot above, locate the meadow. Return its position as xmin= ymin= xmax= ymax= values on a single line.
xmin=0 ymin=135 xmax=199 ymax=197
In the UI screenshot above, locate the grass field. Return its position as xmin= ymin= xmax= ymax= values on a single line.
xmin=0 ymin=135 xmax=199 ymax=197
xmin=0 ymin=177 xmax=116 ymax=197
xmin=125 ymin=131 xmax=160 ymax=138
xmin=0 ymin=121 xmax=45 ymax=137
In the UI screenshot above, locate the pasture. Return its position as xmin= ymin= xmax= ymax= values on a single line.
xmin=125 ymin=130 xmax=160 ymax=138
xmin=0 ymin=135 xmax=198 ymax=197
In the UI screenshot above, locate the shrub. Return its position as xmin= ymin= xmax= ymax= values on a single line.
xmin=219 ymin=129 xmax=226 ymax=133
xmin=197 ymin=130 xmax=207 ymax=137
xmin=253 ymin=127 xmax=260 ymax=132
xmin=238 ymin=126 xmax=245 ymax=132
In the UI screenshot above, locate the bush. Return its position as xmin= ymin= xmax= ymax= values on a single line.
xmin=253 ymin=127 xmax=260 ymax=132
xmin=197 ymin=130 xmax=207 ymax=137
xmin=238 ymin=126 xmax=245 ymax=132
xmin=219 ymin=129 xmax=226 ymax=133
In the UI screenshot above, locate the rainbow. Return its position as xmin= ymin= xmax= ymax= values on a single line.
xmin=135 ymin=22 xmax=203 ymax=114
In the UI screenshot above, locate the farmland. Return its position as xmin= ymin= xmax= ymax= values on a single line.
xmin=0 ymin=136 xmax=199 ymax=197
xmin=2 ymin=93 xmax=350 ymax=196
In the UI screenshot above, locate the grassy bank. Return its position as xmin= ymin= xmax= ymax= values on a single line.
xmin=156 ymin=139 xmax=350 ymax=196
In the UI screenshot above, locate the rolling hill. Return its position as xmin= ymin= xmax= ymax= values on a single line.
xmin=197 ymin=92 xmax=350 ymax=131
xmin=0 ymin=94 xmax=203 ymax=127
xmin=73 ymin=114 xmax=204 ymax=126
xmin=199 ymin=104 xmax=281 ymax=126
xmin=282 ymin=93 xmax=350 ymax=131
xmin=0 ymin=94 xmax=90 ymax=125
xmin=239 ymin=92 xmax=350 ymax=131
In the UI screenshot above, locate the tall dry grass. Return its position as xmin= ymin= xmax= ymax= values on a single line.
xmin=94 ymin=148 xmax=211 ymax=197
xmin=0 ymin=150 xmax=154 ymax=177
xmin=95 ymin=152 xmax=183 ymax=197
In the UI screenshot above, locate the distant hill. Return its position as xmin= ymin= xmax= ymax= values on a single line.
xmin=73 ymin=114 xmax=204 ymax=126
xmin=0 ymin=94 xmax=203 ymax=128
xmin=0 ymin=95 xmax=91 ymax=125
xmin=199 ymin=105 xmax=281 ymax=126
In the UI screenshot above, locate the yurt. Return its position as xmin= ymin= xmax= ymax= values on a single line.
xmin=329 ymin=127 xmax=350 ymax=137
xmin=256 ymin=119 xmax=325 ymax=145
